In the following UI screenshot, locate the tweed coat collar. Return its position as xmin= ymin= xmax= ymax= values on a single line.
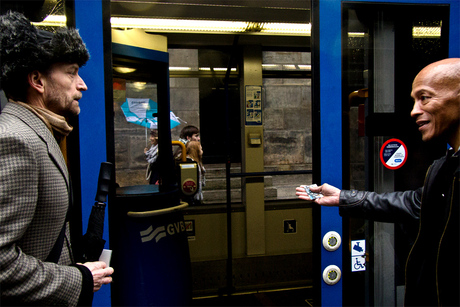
xmin=2 ymin=102 xmax=70 ymax=189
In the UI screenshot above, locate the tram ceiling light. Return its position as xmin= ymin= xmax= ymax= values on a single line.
xmin=111 ymin=17 xmax=311 ymax=36
xmin=412 ymin=26 xmax=441 ymax=38
xmin=33 ymin=15 xmax=310 ymax=36
xmin=113 ymin=67 xmax=137 ymax=74
xmin=172 ymin=67 xmax=237 ymax=72
xmin=169 ymin=67 xmax=192 ymax=71
xmin=34 ymin=16 xmax=438 ymax=38
xmin=348 ymin=32 xmax=366 ymax=37
xmin=297 ymin=65 xmax=312 ymax=70
xmin=31 ymin=14 xmax=66 ymax=27
xmin=262 ymin=64 xmax=311 ymax=71
xmin=348 ymin=27 xmax=441 ymax=38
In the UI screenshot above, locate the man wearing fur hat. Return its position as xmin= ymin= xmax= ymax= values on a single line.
xmin=0 ymin=11 xmax=113 ymax=306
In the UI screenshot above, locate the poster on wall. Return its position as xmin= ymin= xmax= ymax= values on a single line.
xmin=245 ymin=85 xmax=262 ymax=126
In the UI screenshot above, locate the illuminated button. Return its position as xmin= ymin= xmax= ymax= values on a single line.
xmin=323 ymin=231 xmax=341 ymax=251
xmin=322 ymin=265 xmax=342 ymax=285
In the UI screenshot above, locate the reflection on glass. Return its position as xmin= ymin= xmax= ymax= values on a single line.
xmin=114 ymin=78 xmax=158 ymax=187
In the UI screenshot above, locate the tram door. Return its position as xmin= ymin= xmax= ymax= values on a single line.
xmin=341 ymin=3 xmax=450 ymax=306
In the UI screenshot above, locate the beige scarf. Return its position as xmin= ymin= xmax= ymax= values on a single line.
xmin=12 ymin=101 xmax=73 ymax=160
xmin=12 ymin=100 xmax=73 ymax=138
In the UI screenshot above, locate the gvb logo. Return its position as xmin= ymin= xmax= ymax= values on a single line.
xmin=140 ymin=226 xmax=166 ymax=243
xmin=140 ymin=221 xmax=185 ymax=243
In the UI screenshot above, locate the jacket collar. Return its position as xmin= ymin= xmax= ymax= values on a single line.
xmin=2 ymin=102 xmax=70 ymax=188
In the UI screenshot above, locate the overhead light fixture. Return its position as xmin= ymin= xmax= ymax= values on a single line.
xmin=348 ymin=32 xmax=366 ymax=37
xmin=111 ymin=17 xmax=310 ymax=36
xmin=169 ymin=67 xmax=192 ymax=71
xmin=297 ymin=65 xmax=312 ymax=71
xmin=33 ymin=15 xmax=311 ymax=36
xmin=31 ymin=14 xmax=66 ymax=27
xmin=131 ymin=82 xmax=147 ymax=90
xmin=262 ymin=64 xmax=311 ymax=71
xmin=114 ymin=67 xmax=137 ymax=74
xmin=412 ymin=26 xmax=441 ymax=38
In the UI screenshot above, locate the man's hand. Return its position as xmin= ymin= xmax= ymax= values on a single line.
xmin=82 ymin=261 xmax=114 ymax=292
xmin=296 ymin=183 xmax=341 ymax=206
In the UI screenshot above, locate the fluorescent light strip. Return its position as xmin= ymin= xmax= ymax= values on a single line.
xmin=412 ymin=26 xmax=441 ymax=38
xmin=169 ymin=67 xmax=192 ymax=71
xmin=33 ymin=15 xmax=441 ymax=38
xmin=33 ymin=15 xmax=310 ymax=35
xmin=262 ymin=64 xmax=311 ymax=71
xmin=348 ymin=32 xmax=366 ymax=37
xmin=297 ymin=65 xmax=311 ymax=70
xmin=112 ymin=17 xmax=248 ymax=32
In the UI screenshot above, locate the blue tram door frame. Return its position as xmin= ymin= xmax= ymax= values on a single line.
xmin=73 ymin=0 xmax=113 ymax=306
xmin=315 ymin=0 xmax=459 ymax=306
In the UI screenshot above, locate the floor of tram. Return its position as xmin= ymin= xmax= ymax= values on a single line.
xmin=191 ymin=287 xmax=313 ymax=306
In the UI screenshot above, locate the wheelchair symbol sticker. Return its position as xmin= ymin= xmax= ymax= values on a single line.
xmin=352 ymin=256 xmax=366 ymax=272
xmin=351 ymin=240 xmax=366 ymax=272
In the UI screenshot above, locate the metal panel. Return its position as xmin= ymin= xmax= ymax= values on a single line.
xmin=74 ymin=0 xmax=111 ymax=305
xmin=317 ymin=0 xmax=343 ymax=305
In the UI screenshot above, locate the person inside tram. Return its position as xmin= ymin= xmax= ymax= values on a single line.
xmin=174 ymin=124 xmax=200 ymax=159
xmin=296 ymin=58 xmax=459 ymax=306
xmin=185 ymin=140 xmax=206 ymax=205
xmin=144 ymin=129 xmax=160 ymax=184
xmin=0 ymin=11 xmax=113 ymax=305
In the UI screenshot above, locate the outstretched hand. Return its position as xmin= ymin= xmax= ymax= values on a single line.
xmin=82 ymin=261 xmax=114 ymax=292
xmin=296 ymin=183 xmax=341 ymax=206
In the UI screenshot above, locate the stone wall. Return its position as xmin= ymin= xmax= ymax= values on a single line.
xmin=169 ymin=49 xmax=200 ymax=142
xmin=263 ymin=78 xmax=312 ymax=166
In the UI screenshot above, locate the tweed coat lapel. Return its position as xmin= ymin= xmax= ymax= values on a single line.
xmin=2 ymin=103 xmax=70 ymax=189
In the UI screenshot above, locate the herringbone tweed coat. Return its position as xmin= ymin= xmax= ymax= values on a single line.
xmin=0 ymin=103 xmax=83 ymax=306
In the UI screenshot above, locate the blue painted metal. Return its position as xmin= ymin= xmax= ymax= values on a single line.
xmin=74 ymin=0 xmax=110 ymax=306
xmin=318 ymin=0 xmax=343 ymax=305
xmin=318 ymin=0 xmax=459 ymax=305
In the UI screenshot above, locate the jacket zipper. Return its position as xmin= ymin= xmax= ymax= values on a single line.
xmin=435 ymin=174 xmax=457 ymax=305
xmin=404 ymin=163 xmax=433 ymax=303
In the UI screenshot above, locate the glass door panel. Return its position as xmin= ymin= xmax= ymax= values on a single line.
xmin=342 ymin=3 xmax=449 ymax=306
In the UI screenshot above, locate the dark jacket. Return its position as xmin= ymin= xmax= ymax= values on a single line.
xmin=339 ymin=148 xmax=459 ymax=306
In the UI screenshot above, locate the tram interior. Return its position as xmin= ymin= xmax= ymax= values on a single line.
xmin=110 ymin=1 xmax=315 ymax=304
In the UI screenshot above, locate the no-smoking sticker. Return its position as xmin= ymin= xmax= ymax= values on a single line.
xmin=380 ymin=138 xmax=408 ymax=170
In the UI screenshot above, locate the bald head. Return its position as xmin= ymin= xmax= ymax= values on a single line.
xmin=411 ymin=58 xmax=460 ymax=149
xmin=414 ymin=58 xmax=460 ymax=91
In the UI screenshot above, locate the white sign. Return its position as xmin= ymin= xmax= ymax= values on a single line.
xmin=351 ymin=240 xmax=366 ymax=272
xmin=352 ymin=256 xmax=366 ymax=272
xmin=351 ymin=240 xmax=365 ymax=256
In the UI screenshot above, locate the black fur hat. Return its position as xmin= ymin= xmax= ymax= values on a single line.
xmin=0 ymin=11 xmax=90 ymax=100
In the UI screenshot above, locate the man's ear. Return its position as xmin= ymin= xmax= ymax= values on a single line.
xmin=27 ymin=71 xmax=45 ymax=94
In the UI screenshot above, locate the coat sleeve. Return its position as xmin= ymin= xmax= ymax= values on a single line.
xmin=338 ymin=188 xmax=422 ymax=223
xmin=0 ymin=132 xmax=86 ymax=306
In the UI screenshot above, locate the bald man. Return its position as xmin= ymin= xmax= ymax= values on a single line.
xmin=296 ymin=58 xmax=460 ymax=306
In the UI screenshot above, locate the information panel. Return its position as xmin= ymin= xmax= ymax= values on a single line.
xmin=245 ymin=85 xmax=262 ymax=126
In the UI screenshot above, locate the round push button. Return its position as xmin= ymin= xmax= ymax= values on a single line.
xmin=323 ymin=231 xmax=341 ymax=251
xmin=323 ymin=265 xmax=342 ymax=285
